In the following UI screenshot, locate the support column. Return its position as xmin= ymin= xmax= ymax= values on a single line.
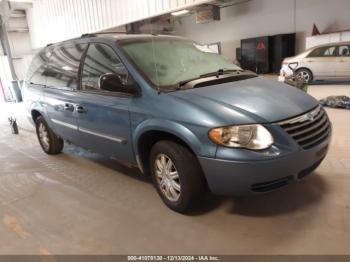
xmin=0 ymin=15 xmax=17 ymax=81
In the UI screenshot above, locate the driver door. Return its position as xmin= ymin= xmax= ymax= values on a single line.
xmin=75 ymin=43 xmax=135 ymax=163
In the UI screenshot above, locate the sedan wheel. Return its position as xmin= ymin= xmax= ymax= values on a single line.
xmin=296 ymin=69 xmax=312 ymax=83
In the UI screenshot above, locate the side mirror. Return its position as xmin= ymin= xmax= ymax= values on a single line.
xmin=99 ymin=73 xmax=123 ymax=92
xmin=99 ymin=73 xmax=139 ymax=95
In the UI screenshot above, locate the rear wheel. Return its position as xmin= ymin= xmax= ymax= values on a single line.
xmin=150 ymin=141 xmax=204 ymax=213
xmin=35 ymin=116 xmax=63 ymax=155
xmin=296 ymin=68 xmax=313 ymax=84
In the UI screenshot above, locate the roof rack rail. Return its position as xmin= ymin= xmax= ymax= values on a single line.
xmin=93 ymin=31 xmax=129 ymax=35
xmin=46 ymin=43 xmax=53 ymax=47
xmin=81 ymin=33 xmax=97 ymax=38
xmin=80 ymin=31 xmax=134 ymax=38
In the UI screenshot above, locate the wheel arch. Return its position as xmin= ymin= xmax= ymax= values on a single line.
xmin=31 ymin=109 xmax=42 ymax=122
xmin=296 ymin=67 xmax=313 ymax=77
xmin=133 ymin=119 xmax=204 ymax=175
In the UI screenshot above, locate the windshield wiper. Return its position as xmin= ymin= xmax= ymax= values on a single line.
xmin=176 ymin=77 xmax=200 ymax=89
xmin=200 ymin=68 xmax=241 ymax=78
xmin=175 ymin=69 xmax=242 ymax=89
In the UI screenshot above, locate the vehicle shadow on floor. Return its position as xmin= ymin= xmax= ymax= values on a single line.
xmin=227 ymin=173 xmax=328 ymax=217
xmin=64 ymin=144 xmax=150 ymax=184
xmin=65 ymin=145 xmax=328 ymax=216
xmin=187 ymin=173 xmax=328 ymax=216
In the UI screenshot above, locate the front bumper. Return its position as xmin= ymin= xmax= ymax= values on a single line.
xmin=280 ymin=64 xmax=294 ymax=81
xmin=198 ymin=137 xmax=330 ymax=196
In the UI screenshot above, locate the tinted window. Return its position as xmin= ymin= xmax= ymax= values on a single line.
xmin=45 ymin=43 xmax=87 ymax=90
xmin=26 ymin=48 xmax=52 ymax=86
xmin=308 ymin=46 xmax=337 ymax=57
xmin=339 ymin=45 xmax=350 ymax=56
xmin=81 ymin=43 xmax=134 ymax=92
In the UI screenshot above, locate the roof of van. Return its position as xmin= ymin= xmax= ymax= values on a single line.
xmin=47 ymin=33 xmax=188 ymax=47
xmin=104 ymin=33 xmax=186 ymax=40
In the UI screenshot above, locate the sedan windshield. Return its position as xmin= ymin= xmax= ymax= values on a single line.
xmin=120 ymin=37 xmax=241 ymax=89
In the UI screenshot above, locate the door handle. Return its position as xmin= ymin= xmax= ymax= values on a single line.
xmin=64 ymin=103 xmax=74 ymax=112
xmin=76 ymin=105 xmax=87 ymax=114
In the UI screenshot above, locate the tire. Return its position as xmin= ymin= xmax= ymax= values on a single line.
xmin=35 ymin=116 xmax=64 ymax=155
xmin=150 ymin=140 xmax=204 ymax=213
xmin=296 ymin=68 xmax=313 ymax=84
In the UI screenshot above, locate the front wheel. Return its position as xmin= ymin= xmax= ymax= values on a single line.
xmin=150 ymin=141 xmax=204 ymax=213
xmin=35 ymin=116 xmax=64 ymax=155
xmin=296 ymin=68 xmax=313 ymax=84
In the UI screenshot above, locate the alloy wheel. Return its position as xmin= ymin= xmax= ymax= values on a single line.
xmin=38 ymin=123 xmax=50 ymax=151
xmin=297 ymin=70 xmax=311 ymax=83
xmin=154 ymin=154 xmax=181 ymax=202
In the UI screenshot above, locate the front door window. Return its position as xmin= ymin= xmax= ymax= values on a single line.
xmin=81 ymin=43 xmax=134 ymax=93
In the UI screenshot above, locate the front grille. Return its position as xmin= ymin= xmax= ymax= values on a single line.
xmin=277 ymin=105 xmax=331 ymax=150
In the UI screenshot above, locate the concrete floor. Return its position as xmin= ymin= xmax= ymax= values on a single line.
xmin=0 ymin=82 xmax=349 ymax=255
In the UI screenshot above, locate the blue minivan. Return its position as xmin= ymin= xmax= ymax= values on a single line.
xmin=23 ymin=34 xmax=331 ymax=213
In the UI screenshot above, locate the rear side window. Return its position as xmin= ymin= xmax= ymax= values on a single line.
xmin=308 ymin=46 xmax=337 ymax=57
xmin=339 ymin=45 xmax=350 ymax=56
xmin=26 ymin=48 xmax=52 ymax=86
xmin=45 ymin=43 xmax=87 ymax=90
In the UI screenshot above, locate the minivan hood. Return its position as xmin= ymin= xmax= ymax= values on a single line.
xmin=170 ymin=76 xmax=318 ymax=123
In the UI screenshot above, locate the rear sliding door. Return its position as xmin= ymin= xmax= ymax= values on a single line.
xmin=43 ymin=43 xmax=87 ymax=143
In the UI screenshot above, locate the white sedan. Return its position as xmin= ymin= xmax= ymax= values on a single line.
xmin=280 ymin=41 xmax=350 ymax=83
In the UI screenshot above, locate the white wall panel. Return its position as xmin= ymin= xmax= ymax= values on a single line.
xmin=27 ymin=0 xmax=210 ymax=48
xmin=306 ymin=31 xmax=350 ymax=49
xmin=175 ymin=0 xmax=350 ymax=60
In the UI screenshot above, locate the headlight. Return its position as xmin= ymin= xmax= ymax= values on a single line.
xmin=209 ymin=124 xmax=274 ymax=150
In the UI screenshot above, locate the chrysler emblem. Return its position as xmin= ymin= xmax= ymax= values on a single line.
xmin=307 ymin=113 xmax=314 ymax=121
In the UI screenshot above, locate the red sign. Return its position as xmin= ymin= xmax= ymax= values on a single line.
xmin=256 ymin=42 xmax=266 ymax=50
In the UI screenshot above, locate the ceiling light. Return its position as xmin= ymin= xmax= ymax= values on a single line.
xmin=171 ymin=9 xmax=190 ymax=16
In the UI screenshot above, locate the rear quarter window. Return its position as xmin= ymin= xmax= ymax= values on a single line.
xmin=339 ymin=45 xmax=350 ymax=56
xmin=26 ymin=48 xmax=52 ymax=86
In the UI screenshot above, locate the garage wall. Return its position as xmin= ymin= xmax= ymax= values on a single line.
xmin=27 ymin=0 xmax=211 ymax=48
xmin=7 ymin=15 xmax=32 ymax=81
xmin=175 ymin=0 xmax=350 ymax=61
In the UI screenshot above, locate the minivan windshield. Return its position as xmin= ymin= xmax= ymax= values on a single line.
xmin=119 ymin=37 xmax=242 ymax=90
